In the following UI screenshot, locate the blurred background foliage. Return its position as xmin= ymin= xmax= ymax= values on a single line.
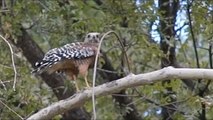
xmin=0 ymin=0 xmax=213 ymax=119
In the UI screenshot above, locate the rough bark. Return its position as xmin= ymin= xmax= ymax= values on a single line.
xmin=15 ymin=27 xmax=90 ymax=120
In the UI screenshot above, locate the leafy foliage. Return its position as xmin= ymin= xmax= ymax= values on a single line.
xmin=0 ymin=0 xmax=213 ymax=119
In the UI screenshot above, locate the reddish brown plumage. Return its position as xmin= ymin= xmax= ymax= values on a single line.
xmin=46 ymin=43 xmax=98 ymax=75
xmin=33 ymin=32 xmax=100 ymax=91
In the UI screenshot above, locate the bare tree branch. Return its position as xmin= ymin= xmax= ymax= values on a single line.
xmin=187 ymin=0 xmax=199 ymax=68
xmin=27 ymin=67 xmax=213 ymax=120
xmin=92 ymin=30 xmax=130 ymax=119
xmin=0 ymin=34 xmax=17 ymax=91
xmin=0 ymin=99 xmax=23 ymax=120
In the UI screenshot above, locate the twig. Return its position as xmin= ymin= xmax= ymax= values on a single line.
xmin=0 ymin=99 xmax=24 ymax=119
xmin=0 ymin=63 xmax=14 ymax=69
xmin=186 ymin=0 xmax=200 ymax=68
xmin=92 ymin=31 xmax=130 ymax=119
xmin=175 ymin=22 xmax=188 ymax=33
xmin=110 ymin=31 xmax=131 ymax=72
xmin=91 ymin=33 xmax=103 ymax=120
xmin=0 ymin=79 xmax=7 ymax=90
xmin=0 ymin=34 xmax=17 ymax=91
xmin=0 ymin=80 xmax=13 ymax=84
xmin=111 ymin=93 xmax=139 ymax=97
xmin=209 ymin=42 xmax=213 ymax=68
xmin=133 ymin=89 xmax=192 ymax=114
xmin=97 ymin=68 xmax=121 ymax=74
xmin=199 ymin=43 xmax=213 ymax=96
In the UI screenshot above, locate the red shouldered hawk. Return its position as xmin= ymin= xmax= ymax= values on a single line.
xmin=32 ymin=32 xmax=100 ymax=91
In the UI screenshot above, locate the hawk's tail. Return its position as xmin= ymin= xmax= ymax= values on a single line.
xmin=31 ymin=61 xmax=53 ymax=74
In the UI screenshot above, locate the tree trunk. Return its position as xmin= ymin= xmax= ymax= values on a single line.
xmin=158 ymin=0 xmax=179 ymax=119
xmin=15 ymin=27 xmax=90 ymax=120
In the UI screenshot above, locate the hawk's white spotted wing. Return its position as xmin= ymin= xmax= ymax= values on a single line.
xmin=32 ymin=42 xmax=96 ymax=73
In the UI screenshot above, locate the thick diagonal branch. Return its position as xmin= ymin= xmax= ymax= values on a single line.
xmin=27 ymin=67 xmax=213 ymax=120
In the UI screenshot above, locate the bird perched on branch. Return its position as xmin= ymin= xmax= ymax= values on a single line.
xmin=32 ymin=32 xmax=101 ymax=91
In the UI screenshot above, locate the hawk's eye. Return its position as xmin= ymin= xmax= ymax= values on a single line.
xmin=87 ymin=35 xmax=91 ymax=38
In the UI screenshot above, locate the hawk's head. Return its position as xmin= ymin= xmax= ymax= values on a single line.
xmin=84 ymin=32 xmax=100 ymax=43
